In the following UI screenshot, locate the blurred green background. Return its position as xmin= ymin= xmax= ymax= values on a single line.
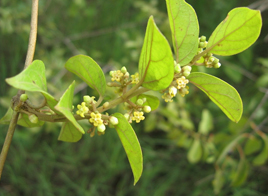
xmin=0 ymin=0 xmax=268 ymax=195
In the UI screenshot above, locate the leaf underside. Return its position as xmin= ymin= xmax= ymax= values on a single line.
xmin=207 ymin=7 xmax=262 ymax=56
xmin=113 ymin=113 xmax=143 ymax=185
xmin=166 ymin=0 xmax=199 ymax=65
xmin=188 ymin=72 xmax=243 ymax=122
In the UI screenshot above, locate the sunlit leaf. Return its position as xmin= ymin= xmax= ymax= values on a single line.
xmin=188 ymin=72 xmax=243 ymax=122
xmin=5 ymin=60 xmax=58 ymax=112
xmin=231 ymin=158 xmax=249 ymax=187
xmin=187 ymin=137 xmax=202 ymax=164
xmin=252 ymin=131 xmax=268 ymax=166
xmin=55 ymin=81 xmax=85 ymax=134
xmin=139 ymin=16 xmax=174 ymax=91
xmin=58 ymin=121 xmax=83 ymax=142
xmin=65 ymin=55 xmax=106 ymax=96
xmin=207 ymin=7 xmax=262 ymax=56
xmin=113 ymin=113 xmax=143 ymax=185
xmin=166 ymin=0 xmax=199 ymax=65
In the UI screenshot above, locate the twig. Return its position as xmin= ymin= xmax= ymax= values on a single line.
xmin=0 ymin=0 xmax=39 ymax=180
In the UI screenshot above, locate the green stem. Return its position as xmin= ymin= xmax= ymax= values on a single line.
xmin=0 ymin=111 xmax=19 ymax=180
xmin=0 ymin=0 xmax=39 ymax=180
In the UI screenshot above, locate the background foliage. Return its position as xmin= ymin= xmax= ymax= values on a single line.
xmin=0 ymin=0 xmax=268 ymax=195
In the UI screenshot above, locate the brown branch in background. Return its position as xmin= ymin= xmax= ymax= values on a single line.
xmin=0 ymin=0 xmax=39 ymax=180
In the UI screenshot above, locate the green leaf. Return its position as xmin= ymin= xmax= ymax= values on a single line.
xmin=113 ymin=113 xmax=143 ymax=185
xmin=139 ymin=16 xmax=174 ymax=91
xmin=58 ymin=121 xmax=83 ymax=142
xmin=188 ymin=72 xmax=243 ymax=122
xmin=131 ymin=94 xmax=160 ymax=111
xmin=55 ymin=81 xmax=85 ymax=134
xmin=5 ymin=60 xmax=58 ymax=112
xmin=65 ymin=55 xmax=106 ymax=96
xmin=244 ymin=137 xmax=262 ymax=156
xmin=198 ymin=109 xmax=213 ymax=135
xmin=252 ymin=132 xmax=268 ymax=166
xmin=216 ymin=134 xmax=246 ymax=165
xmin=0 ymin=107 xmax=44 ymax=127
xmin=231 ymin=158 xmax=249 ymax=187
xmin=166 ymin=0 xmax=199 ymax=65
xmin=207 ymin=7 xmax=262 ymax=56
xmin=187 ymin=137 xmax=202 ymax=164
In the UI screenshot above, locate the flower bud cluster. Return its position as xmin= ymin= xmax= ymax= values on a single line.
xmin=203 ymin=53 xmax=221 ymax=69
xmin=198 ymin=36 xmax=207 ymax=49
xmin=162 ymin=62 xmax=191 ymax=102
xmin=124 ymin=98 xmax=151 ymax=123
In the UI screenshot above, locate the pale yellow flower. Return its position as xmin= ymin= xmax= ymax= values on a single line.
xmin=179 ymin=86 xmax=190 ymax=97
xmin=132 ymin=111 xmax=145 ymax=123
xmin=131 ymin=73 xmax=139 ymax=84
xmin=176 ymin=76 xmax=189 ymax=89
xmin=89 ymin=112 xmax=103 ymax=126
xmin=162 ymin=93 xmax=173 ymax=102
xmin=76 ymin=102 xmax=89 ymax=118
xmin=111 ymin=70 xmax=124 ymax=82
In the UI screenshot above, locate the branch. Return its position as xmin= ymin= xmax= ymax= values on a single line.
xmin=0 ymin=0 xmax=39 ymax=180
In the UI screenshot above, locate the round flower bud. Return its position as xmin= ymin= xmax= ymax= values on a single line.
xmin=213 ymin=58 xmax=219 ymax=64
xmin=174 ymin=64 xmax=181 ymax=73
xmin=103 ymin=102 xmax=110 ymax=109
xmin=109 ymin=71 xmax=115 ymax=76
xmin=200 ymin=36 xmax=206 ymax=42
xmin=182 ymin=66 xmax=192 ymax=72
xmin=124 ymin=113 xmax=130 ymax=120
xmin=208 ymin=56 xmax=215 ymax=62
xmin=143 ymin=106 xmax=151 ymax=113
xmin=110 ymin=116 xmax=119 ymax=125
xmin=121 ymin=66 xmax=127 ymax=74
xmin=199 ymin=42 xmax=205 ymax=48
xmin=28 ymin=114 xmax=39 ymax=124
xmin=97 ymin=124 xmax=106 ymax=132
xmin=214 ymin=63 xmax=221 ymax=68
xmin=136 ymin=99 xmax=144 ymax=106
xmin=183 ymin=71 xmax=191 ymax=77
xmin=142 ymin=98 xmax=147 ymax=103
xmin=20 ymin=94 xmax=28 ymax=102
xmin=174 ymin=60 xmax=177 ymax=66
xmin=83 ymin=95 xmax=92 ymax=104
xmin=124 ymin=72 xmax=130 ymax=78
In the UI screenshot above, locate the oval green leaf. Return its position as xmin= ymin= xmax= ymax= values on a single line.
xmin=55 ymin=81 xmax=85 ymax=134
xmin=139 ymin=16 xmax=174 ymax=91
xmin=187 ymin=137 xmax=202 ymax=164
xmin=65 ymin=55 xmax=106 ymax=96
xmin=58 ymin=121 xmax=83 ymax=142
xmin=113 ymin=113 xmax=143 ymax=185
xmin=166 ymin=0 xmax=199 ymax=65
xmin=207 ymin=7 xmax=262 ymax=56
xmin=188 ymin=72 xmax=243 ymax=122
xmin=5 ymin=60 xmax=58 ymax=112
xmin=198 ymin=109 xmax=213 ymax=135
